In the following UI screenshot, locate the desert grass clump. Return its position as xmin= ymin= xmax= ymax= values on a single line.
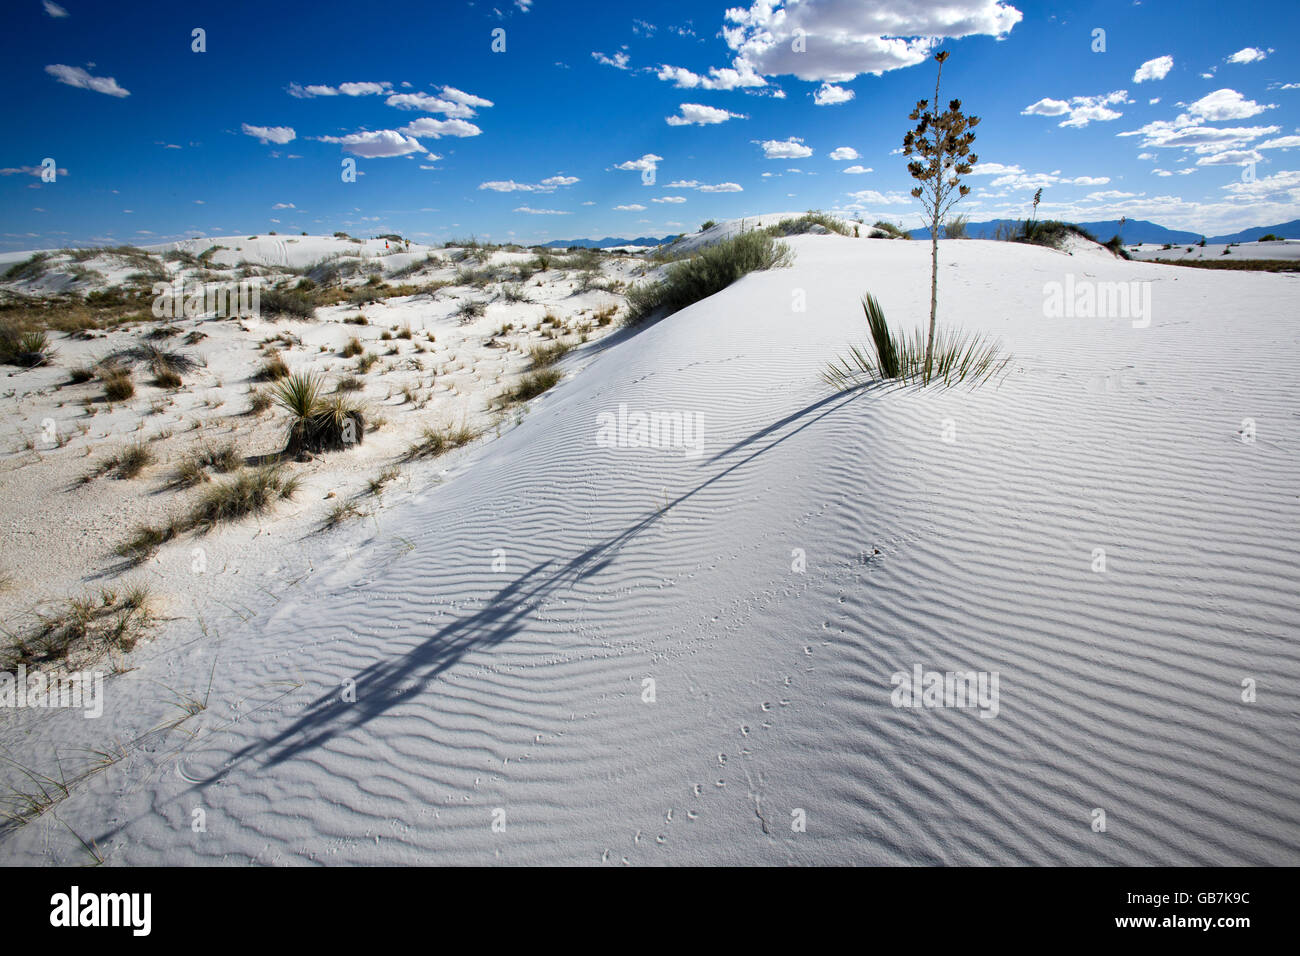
xmin=626 ymin=231 xmax=791 ymax=324
xmin=870 ymin=220 xmax=909 ymax=240
xmin=501 ymin=368 xmax=562 ymax=405
xmin=824 ymin=294 xmax=1009 ymax=391
xmin=153 ymin=367 xmax=183 ymax=389
xmin=456 ymin=299 xmax=486 ymax=322
xmin=99 ymin=365 xmax=135 ymax=402
xmin=529 ymin=341 xmax=572 ymax=368
xmin=187 ymin=465 xmax=300 ymax=530
xmin=341 ymin=335 xmax=364 ymax=357
xmin=67 ymin=365 xmax=96 ymax=385
xmin=765 ymin=210 xmax=852 ymax=238
xmin=366 ymin=465 xmax=401 ymax=496
xmin=255 ymin=352 xmax=290 ymax=381
xmin=170 ymin=442 xmax=240 ymax=487
xmin=322 ymin=499 xmax=364 ymax=530
xmin=259 ymin=288 xmax=316 ymax=320
xmin=356 ymin=352 xmax=379 ymax=374
xmin=404 ymin=424 xmax=479 ymax=461
xmin=1 ymin=584 xmax=156 ymax=672
xmin=114 ymin=442 xmax=154 ymax=479
xmin=336 ymin=374 xmax=364 ymax=392
xmin=247 ymin=387 xmax=272 ymax=414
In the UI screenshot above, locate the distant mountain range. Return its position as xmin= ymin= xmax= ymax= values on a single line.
xmin=908 ymin=218 xmax=1300 ymax=244
xmin=538 ymin=235 xmax=679 ymax=249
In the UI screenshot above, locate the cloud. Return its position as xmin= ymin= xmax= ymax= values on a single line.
xmin=813 ymin=83 xmax=855 ymax=105
xmin=1226 ymin=47 xmax=1268 ymax=64
xmin=759 ymin=137 xmax=813 ymax=159
xmin=0 ymin=165 xmax=68 ymax=177
xmin=514 ymin=206 xmax=571 ymax=215
xmin=1186 ymin=88 xmax=1273 ymax=121
xmin=43 ymin=1 xmax=68 ymax=17
xmin=1195 ymin=149 xmax=1262 ymax=166
xmin=1257 ymin=135 xmax=1300 ymax=150
xmin=384 ymin=88 xmax=494 ymax=118
xmin=968 ymin=162 xmax=1025 ymax=176
xmin=842 ymin=165 xmax=872 ymax=174
xmin=44 ymin=64 xmax=129 ymax=97
xmin=712 ymin=0 xmax=1022 ymax=84
xmin=1221 ymin=168 xmax=1300 ymax=200
xmin=1120 ymin=117 xmax=1279 ymax=152
xmin=846 ymin=189 xmax=910 ymax=205
xmin=478 ymin=175 xmax=579 ymax=192
xmin=699 ymin=182 xmax=743 ymax=192
xmin=318 ymin=129 xmax=423 ymax=157
xmin=1021 ymin=97 xmax=1069 ymax=117
xmin=242 ymin=123 xmax=296 ymax=145
xmin=1133 ymin=55 xmax=1173 ymax=83
xmin=593 ymin=51 xmax=631 ymax=70
xmin=988 ymin=171 xmax=1110 ymax=189
xmin=652 ymin=196 xmax=687 ymax=203
xmin=656 ymin=63 xmax=765 ymax=90
xmin=829 ymin=146 xmax=860 ymax=160
xmin=615 ymin=204 xmax=647 ymax=211
xmin=289 ymin=81 xmax=391 ymax=97
xmin=1023 ymin=90 xmax=1129 ymax=127
xmin=666 ymin=103 xmax=745 ymax=126
xmin=615 ymin=153 xmax=663 ymax=179
xmin=399 ymin=117 xmax=482 ymax=138
xmin=271 ymin=202 xmax=295 ymax=209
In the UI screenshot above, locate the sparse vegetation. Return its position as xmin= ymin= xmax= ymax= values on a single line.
xmin=501 ymin=368 xmax=562 ymax=405
xmin=99 ymin=365 xmax=135 ymax=402
xmin=626 ymin=231 xmax=791 ymax=324
xmin=824 ymin=294 xmax=1010 ymax=390
xmin=260 ymin=288 xmax=316 ymax=320
xmin=765 ymin=211 xmax=852 ymax=237
xmin=271 ymin=371 xmax=364 ymax=457
xmin=404 ymin=424 xmax=479 ymax=460
xmin=1 ymin=584 xmax=155 ymax=673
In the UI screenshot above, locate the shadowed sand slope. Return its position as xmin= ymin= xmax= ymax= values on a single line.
xmin=2 ymin=236 xmax=1298 ymax=865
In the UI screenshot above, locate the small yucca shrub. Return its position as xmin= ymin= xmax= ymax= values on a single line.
xmin=824 ymin=293 xmax=1010 ymax=390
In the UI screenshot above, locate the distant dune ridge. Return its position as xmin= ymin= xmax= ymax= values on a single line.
xmin=906 ymin=217 xmax=1300 ymax=244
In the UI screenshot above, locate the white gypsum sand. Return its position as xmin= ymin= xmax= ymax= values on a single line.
xmin=0 ymin=225 xmax=1297 ymax=865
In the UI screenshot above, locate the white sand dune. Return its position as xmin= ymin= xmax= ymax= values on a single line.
xmin=2 ymin=232 xmax=1298 ymax=865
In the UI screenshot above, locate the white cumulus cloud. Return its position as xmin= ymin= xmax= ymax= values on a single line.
xmin=242 ymin=123 xmax=296 ymax=145
xmin=1133 ymin=55 xmax=1173 ymax=83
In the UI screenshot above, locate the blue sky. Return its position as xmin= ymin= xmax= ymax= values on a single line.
xmin=3 ymin=0 xmax=1297 ymax=250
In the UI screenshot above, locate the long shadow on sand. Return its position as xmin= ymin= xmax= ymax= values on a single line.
xmin=188 ymin=383 xmax=873 ymax=789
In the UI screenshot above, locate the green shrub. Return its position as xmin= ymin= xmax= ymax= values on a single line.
xmin=626 ymin=231 xmax=791 ymax=324
xmin=260 ymin=288 xmax=315 ymax=320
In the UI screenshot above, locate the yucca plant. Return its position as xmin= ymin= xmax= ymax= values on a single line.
xmin=824 ymin=294 xmax=1010 ymax=391
xmin=271 ymin=372 xmax=363 ymax=456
